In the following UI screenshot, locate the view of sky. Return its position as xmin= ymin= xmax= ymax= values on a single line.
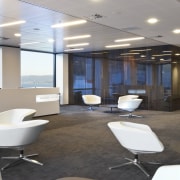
xmin=21 ymin=51 xmax=54 ymax=76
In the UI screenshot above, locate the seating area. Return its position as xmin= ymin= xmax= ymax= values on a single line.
xmin=0 ymin=105 xmax=179 ymax=180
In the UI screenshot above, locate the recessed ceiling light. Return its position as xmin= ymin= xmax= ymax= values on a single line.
xmin=14 ymin=33 xmax=21 ymax=37
xmin=0 ymin=20 xmax=26 ymax=27
xmin=64 ymin=35 xmax=91 ymax=40
xmin=105 ymin=44 xmax=130 ymax=48
xmin=66 ymin=43 xmax=89 ymax=47
xmin=172 ymin=29 xmax=180 ymax=34
xmin=115 ymin=37 xmax=144 ymax=42
xmin=51 ymin=20 xmax=87 ymax=28
xmin=48 ymin=38 xmax=55 ymax=43
xmin=175 ymin=53 xmax=180 ymax=56
xmin=147 ymin=18 xmax=159 ymax=24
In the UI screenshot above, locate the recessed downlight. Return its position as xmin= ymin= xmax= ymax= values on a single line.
xmin=48 ymin=38 xmax=55 ymax=43
xmin=14 ymin=33 xmax=21 ymax=37
xmin=147 ymin=18 xmax=158 ymax=24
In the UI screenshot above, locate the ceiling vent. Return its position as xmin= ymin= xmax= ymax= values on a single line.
xmin=86 ymin=13 xmax=105 ymax=21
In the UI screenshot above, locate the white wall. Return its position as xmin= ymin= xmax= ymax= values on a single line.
xmin=0 ymin=48 xmax=2 ymax=88
xmin=1 ymin=47 xmax=20 ymax=88
xmin=56 ymin=54 xmax=69 ymax=104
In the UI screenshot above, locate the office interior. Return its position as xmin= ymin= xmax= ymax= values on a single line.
xmin=0 ymin=0 xmax=180 ymax=180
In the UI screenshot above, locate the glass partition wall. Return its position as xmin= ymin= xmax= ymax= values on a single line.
xmin=68 ymin=45 xmax=179 ymax=111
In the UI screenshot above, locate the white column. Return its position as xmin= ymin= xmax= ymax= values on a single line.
xmin=0 ymin=47 xmax=20 ymax=89
xmin=56 ymin=54 xmax=69 ymax=104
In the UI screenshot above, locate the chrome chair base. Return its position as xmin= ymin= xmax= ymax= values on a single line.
xmin=87 ymin=106 xmax=94 ymax=111
xmin=119 ymin=113 xmax=143 ymax=118
xmin=1 ymin=150 xmax=43 ymax=171
xmin=109 ymin=155 xmax=150 ymax=177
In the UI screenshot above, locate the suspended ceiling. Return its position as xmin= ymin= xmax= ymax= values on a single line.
xmin=0 ymin=0 xmax=180 ymax=53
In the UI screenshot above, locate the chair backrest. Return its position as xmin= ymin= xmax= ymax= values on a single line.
xmin=152 ymin=165 xmax=180 ymax=180
xmin=0 ymin=109 xmax=36 ymax=124
xmin=107 ymin=121 xmax=164 ymax=153
xmin=118 ymin=98 xmax=142 ymax=112
xmin=82 ymin=95 xmax=101 ymax=105
xmin=0 ymin=119 xmax=49 ymax=147
xmin=118 ymin=95 xmax=139 ymax=103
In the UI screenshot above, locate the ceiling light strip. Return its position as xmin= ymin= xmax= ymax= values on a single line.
xmin=51 ymin=20 xmax=87 ymax=28
xmin=66 ymin=43 xmax=89 ymax=47
xmin=105 ymin=44 xmax=130 ymax=48
xmin=20 ymin=42 xmax=40 ymax=45
xmin=64 ymin=34 xmax=91 ymax=40
xmin=0 ymin=20 xmax=26 ymax=27
xmin=115 ymin=37 xmax=144 ymax=42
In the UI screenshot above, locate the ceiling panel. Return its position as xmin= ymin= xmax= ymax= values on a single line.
xmin=0 ymin=0 xmax=179 ymax=53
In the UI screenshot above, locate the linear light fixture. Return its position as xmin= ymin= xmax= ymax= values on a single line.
xmin=172 ymin=29 xmax=180 ymax=34
xmin=152 ymin=54 xmax=172 ymax=57
xmin=130 ymin=49 xmax=152 ymax=52
xmin=91 ymin=52 xmax=109 ymax=54
xmin=20 ymin=42 xmax=40 ymax=46
xmin=0 ymin=20 xmax=26 ymax=27
xmin=115 ymin=37 xmax=144 ymax=42
xmin=64 ymin=34 xmax=91 ymax=40
xmin=51 ymin=20 xmax=87 ymax=28
xmin=105 ymin=44 xmax=130 ymax=48
xmin=64 ymin=48 xmax=84 ymax=52
xmin=120 ymin=52 xmax=140 ymax=55
xmin=66 ymin=43 xmax=89 ymax=47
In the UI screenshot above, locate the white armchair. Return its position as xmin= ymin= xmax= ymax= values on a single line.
xmin=152 ymin=165 xmax=180 ymax=180
xmin=118 ymin=95 xmax=139 ymax=102
xmin=0 ymin=108 xmax=36 ymax=124
xmin=118 ymin=98 xmax=143 ymax=118
xmin=0 ymin=119 xmax=49 ymax=171
xmin=82 ymin=95 xmax=101 ymax=110
xmin=0 ymin=109 xmax=49 ymax=171
xmin=107 ymin=121 xmax=164 ymax=177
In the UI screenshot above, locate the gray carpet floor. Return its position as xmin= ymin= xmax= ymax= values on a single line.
xmin=0 ymin=105 xmax=180 ymax=180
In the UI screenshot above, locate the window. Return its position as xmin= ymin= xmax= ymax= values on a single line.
xmin=137 ymin=64 xmax=146 ymax=85
xmin=21 ymin=51 xmax=54 ymax=88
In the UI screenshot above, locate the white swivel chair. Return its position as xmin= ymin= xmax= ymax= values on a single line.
xmin=0 ymin=119 xmax=49 ymax=171
xmin=107 ymin=121 xmax=164 ymax=177
xmin=0 ymin=108 xmax=37 ymax=124
xmin=118 ymin=98 xmax=143 ymax=118
xmin=0 ymin=108 xmax=48 ymax=170
xmin=82 ymin=95 xmax=101 ymax=110
xmin=152 ymin=165 xmax=180 ymax=180
xmin=118 ymin=95 xmax=139 ymax=102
